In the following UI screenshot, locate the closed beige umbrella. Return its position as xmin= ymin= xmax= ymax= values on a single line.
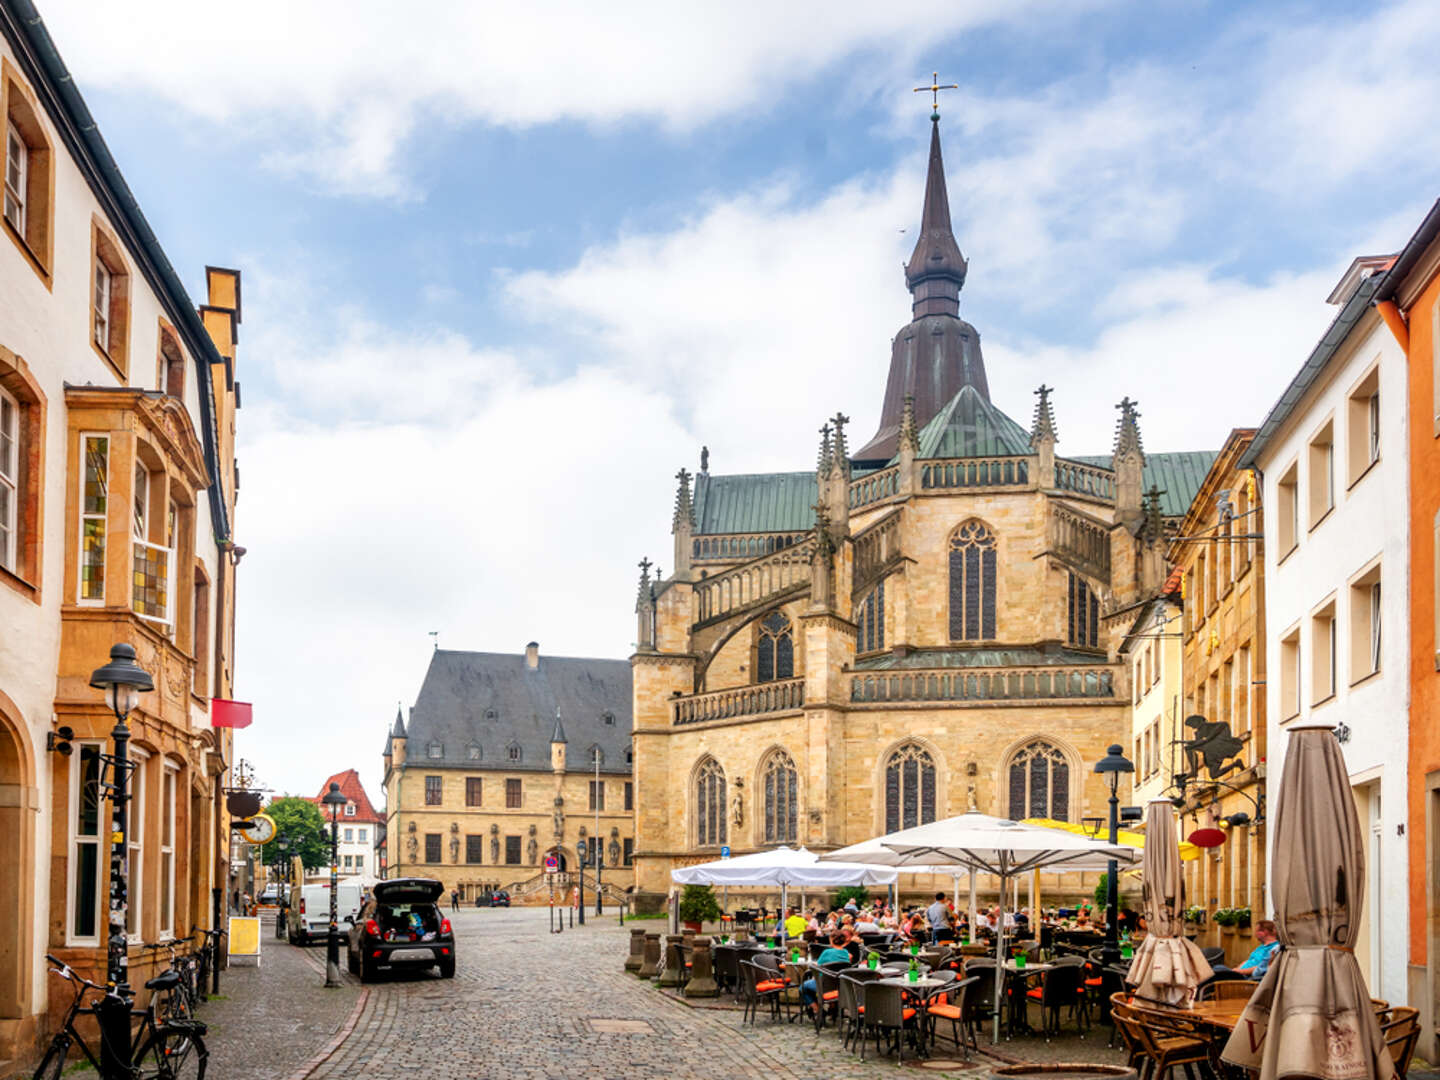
xmin=1222 ymin=720 xmax=1395 ymax=1080
xmin=1126 ymin=798 xmax=1211 ymax=1005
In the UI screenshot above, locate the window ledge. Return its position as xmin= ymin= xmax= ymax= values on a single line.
xmin=1277 ymin=543 xmax=1299 ymax=567
xmin=1347 ymin=457 xmax=1380 ymax=492
xmin=1 ymin=216 xmax=52 ymax=289
xmin=89 ymin=338 xmax=126 ymax=384
xmin=1349 ymin=668 xmax=1382 ymax=690
xmin=1308 ymin=506 xmax=1334 ymax=534
xmin=0 ymin=562 xmax=39 ymax=603
xmin=1311 ymin=692 xmax=1336 ymax=710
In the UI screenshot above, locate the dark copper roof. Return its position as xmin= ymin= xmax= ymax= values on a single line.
xmin=856 ymin=119 xmax=989 ymax=462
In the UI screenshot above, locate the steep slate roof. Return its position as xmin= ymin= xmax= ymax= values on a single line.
xmin=310 ymin=769 xmax=383 ymax=824
xmin=1068 ymin=452 xmax=1218 ymax=517
xmin=403 ymin=649 xmax=632 ymax=776
xmin=693 ymin=471 xmax=816 ymax=536
xmin=911 ymin=385 xmax=1031 ymax=459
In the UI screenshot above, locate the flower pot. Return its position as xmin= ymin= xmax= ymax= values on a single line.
xmin=682 ymin=920 xmax=702 ymax=933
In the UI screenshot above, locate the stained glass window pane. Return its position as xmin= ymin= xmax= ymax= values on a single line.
xmin=965 ymin=545 xmax=981 ymax=638
xmin=920 ymin=760 xmax=935 ymax=824
xmin=762 ymin=612 xmax=787 ymax=634
xmin=886 ymin=763 xmax=901 ymax=833
xmin=1008 ymin=759 xmax=1027 ymax=820
xmin=876 ymin=581 xmax=885 ymax=650
xmin=765 ymin=769 xmax=776 ymax=842
xmin=902 ymin=756 xmax=919 ymax=829
xmin=1029 ymin=755 xmax=1049 ymax=818
xmin=776 ymin=634 xmax=794 ymax=679
xmin=948 ymin=550 xmax=964 ymax=640
xmin=717 ymin=777 xmax=726 ymax=844
xmin=786 ymin=769 xmax=797 ymax=841
xmin=982 ymin=547 xmax=996 ymax=638
xmin=1050 ymin=760 xmax=1070 ymax=821
xmin=757 ymin=637 xmax=774 ymax=683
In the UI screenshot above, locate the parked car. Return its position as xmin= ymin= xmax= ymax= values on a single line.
xmin=348 ymin=878 xmax=455 ymax=981
xmin=286 ymin=881 xmax=363 ymax=945
xmin=259 ymin=884 xmax=282 ymax=905
xmin=475 ymin=890 xmax=511 ymax=908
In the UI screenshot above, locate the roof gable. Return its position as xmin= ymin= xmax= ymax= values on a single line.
xmin=311 ymin=768 xmax=383 ymax=823
xmin=912 ymin=385 xmax=1031 ymax=459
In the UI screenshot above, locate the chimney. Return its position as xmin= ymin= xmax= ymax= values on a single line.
xmin=525 ymin=641 xmax=539 ymax=669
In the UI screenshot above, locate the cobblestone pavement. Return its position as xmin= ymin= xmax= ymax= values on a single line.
xmin=303 ymin=909 xmax=1123 ymax=1080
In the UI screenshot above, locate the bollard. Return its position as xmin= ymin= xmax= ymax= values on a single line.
xmin=624 ymin=927 xmax=646 ymax=973
xmin=683 ymin=936 xmax=719 ymax=998
xmin=657 ymin=934 xmax=686 ymax=987
xmin=638 ymin=932 xmax=663 ymax=978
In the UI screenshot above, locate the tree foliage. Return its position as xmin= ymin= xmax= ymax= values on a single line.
xmin=262 ymin=796 xmax=331 ymax=870
xmin=834 ymin=886 xmax=870 ymax=909
xmin=678 ymin=884 xmax=722 ymax=924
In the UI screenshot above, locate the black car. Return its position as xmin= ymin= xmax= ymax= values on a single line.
xmin=347 ymin=878 xmax=455 ymax=981
xmin=474 ymin=890 xmax=510 ymax=908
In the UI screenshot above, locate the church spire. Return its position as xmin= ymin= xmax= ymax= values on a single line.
xmin=904 ymin=118 xmax=968 ymax=318
xmin=1030 ymin=384 xmax=1058 ymax=447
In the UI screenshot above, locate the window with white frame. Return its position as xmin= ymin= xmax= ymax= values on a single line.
xmin=344 ymin=802 xmax=355 ymax=816
xmin=0 ymin=385 xmax=17 ymax=571
xmin=1311 ymin=600 xmax=1337 ymax=704
xmin=343 ymin=827 xmax=353 ymax=842
xmin=1277 ymin=463 xmax=1299 ymax=556
xmin=70 ymin=743 xmax=104 ymax=942
xmin=3 ymin=120 xmax=25 ymax=234
xmin=1347 ymin=366 xmax=1381 ymax=486
xmin=131 ymin=457 xmax=173 ymax=628
xmin=358 ymin=828 xmax=367 ymax=843
xmin=1349 ymin=564 xmax=1382 ymax=682
xmin=1308 ymin=420 xmax=1335 ymax=528
xmin=127 ymin=751 xmax=148 ymax=936
xmin=93 ymin=259 xmax=112 ymax=351
xmin=79 ymin=434 xmax=108 ymax=601
xmin=1280 ymin=627 xmax=1301 ymax=720
xmin=159 ymin=764 xmax=177 ymax=938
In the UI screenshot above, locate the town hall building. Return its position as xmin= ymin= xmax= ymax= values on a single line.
xmin=628 ymin=113 xmax=1216 ymax=899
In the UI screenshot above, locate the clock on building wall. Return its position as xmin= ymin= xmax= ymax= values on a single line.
xmin=236 ymin=813 xmax=277 ymax=845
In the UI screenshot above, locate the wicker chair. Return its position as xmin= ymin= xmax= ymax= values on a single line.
xmin=859 ymin=981 xmax=921 ymax=1062
xmin=926 ymin=974 xmax=978 ymax=1059
xmin=737 ymin=959 xmax=784 ymax=1025
xmin=1381 ymin=1006 xmax=1420 ymax=1079
xmin=837 ymin=973 xmax=880 ymax=1051
xmin=1025 ymin=961 xmax=1087 ymax=1037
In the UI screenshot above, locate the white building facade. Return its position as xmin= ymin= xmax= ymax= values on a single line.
xmin=1122 ymin=591 xmax=1184 ymax=805
xmin=1243 ymin=267 xmax=1410 ymax=1004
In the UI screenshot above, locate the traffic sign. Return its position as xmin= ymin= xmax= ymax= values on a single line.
xmin=720 ymin=846 xmax=731 ymax=858
xmin=543 ymin=854 xmax=559 ymax=874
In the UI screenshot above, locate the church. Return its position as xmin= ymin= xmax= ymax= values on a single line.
xmin=628 ymin=112 xmax=1216 ymax=900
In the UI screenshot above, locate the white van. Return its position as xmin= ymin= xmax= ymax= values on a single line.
xmin=286 ymin=881 xmax=364 ymax=945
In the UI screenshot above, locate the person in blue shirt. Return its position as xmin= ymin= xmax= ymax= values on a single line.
xmin=801 ymin=933 xmax=854 ymax=1011
xmin=1235 ymin=920 xmax=1280 ymax=979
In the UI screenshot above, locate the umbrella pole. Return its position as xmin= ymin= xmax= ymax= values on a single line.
xmin=780 ymin=883 xmax=787 ymax=941
xmin=993 ymin=874 xmax=1006 ymax=1044
xmin=969 ymin=868 xmax=978 ymax=939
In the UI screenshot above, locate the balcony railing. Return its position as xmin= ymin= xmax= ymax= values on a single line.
xmin=693 ymin=531 xmax=810 ymax=563
xmin=132 ymin=539 xmax=173 ymax=626
xmin=694 ymin=537 xmax=815 ymax=624
xmin=673 ymin=678 xmax=806 ymax=725
xmin=921 ymin=456 xmax=1030 ymax=490
xmin=849 ymin=665 xmax=1116 ymax=705
xmin=1054 ymin=459 xmax=1115 ymax=501
xmin=849 ymin=466 xmax=900 ymax=509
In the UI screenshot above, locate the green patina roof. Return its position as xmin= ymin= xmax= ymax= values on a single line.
xmin=911 ymin=385 xmax=1032 ymax=460
xmin=693 ymin=471 xmax=817 ymax=536
xmin=1068 ymin=451 xmax=1218 ymax=517
xmin=852 ymin=647 xmax=1107 ymax=671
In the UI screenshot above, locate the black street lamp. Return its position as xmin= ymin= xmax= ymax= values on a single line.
xmin=1093 ymin=744 xmax=1134 ymax=969
xmin=88 ymin=642 xmax=153 ymax=1077
xmin=322 ymin=782 xmax=347 ymax=986
xmin=275 ymin=837 xmax=291 ymax=939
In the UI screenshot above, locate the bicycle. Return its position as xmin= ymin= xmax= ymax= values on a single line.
xmin=140 ymin=940 xmax=200 ymax=1023
xmin=33 ymin=955 xmax=208 ymax=1079
xmin=191 ymin=926 xmax=226 ymax=1001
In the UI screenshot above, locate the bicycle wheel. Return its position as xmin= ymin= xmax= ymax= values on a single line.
xmin=135 ymin=1024 xmax=207 ymax=1080
xmin=31 ymin=1034 xmax=70 ymax=1080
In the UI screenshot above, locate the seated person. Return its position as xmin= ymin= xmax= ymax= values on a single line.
xmin=853 ymin=912 xmax=882 ymax=934
xmin=783 ymin=907 xmax=807 ymax=940
xmin=1234 ymin=920 xmax=1280 ymax=980
xmin=801 ymin=933 xmax=854 ymax=1008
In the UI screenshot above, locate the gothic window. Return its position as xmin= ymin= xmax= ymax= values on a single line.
xmin=857 ymin=580 xmax=885 ymax=654
xmin=884 ymin=743 xmax=936 ymax=833
xmin=507 ymin=742 xmax=522 ymax=763
xmin=1005 ymin=740 xmax=1071 ymax=822
xmin=1067 ymin=573 xmax=1100 ymax=648
xmin=756 ymin=610 xmax=794 ymax=683
xmin=948 ymin=520 xmax=997 ymax=641
xmin=694 ymin=757 xmax=727 ymax=847
xmin=762 ymin=750 xmax=798 ymax=844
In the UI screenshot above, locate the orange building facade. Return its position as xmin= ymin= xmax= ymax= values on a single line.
xmin=1376 ymin=200 xmax=1440 ymax=1061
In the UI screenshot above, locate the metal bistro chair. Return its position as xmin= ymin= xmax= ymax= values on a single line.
xmin=1024 ymin=961 xmax=1087 ymax=1038
xmin=738 ymin=959 xmax=785 ymax=1025
xmin=780 ymin=961 xmax=809 ymax=1023
xmin=860 ymin=981 xmax=921 ymax=1063
xmin=926 ymin=973 xmax=977 ymax=1060
xmin=711 ymin=945 xmax=739 ymax=1000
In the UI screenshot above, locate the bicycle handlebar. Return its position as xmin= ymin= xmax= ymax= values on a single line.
xmin=43 ymin=955 xmax=104 ymax=991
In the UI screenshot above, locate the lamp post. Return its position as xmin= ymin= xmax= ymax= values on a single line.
xmin=275 ymin=837 xmax=291 ymax=938
xmin=322 ymin=782 xmax=347 ymax=986
xmin=593 ymin=749 xmax=603 ymax=917
xmin=88 ymin=642 xmax=153 ymax=1078
xmin=1093 ymin=744 xmax=1134 ymax=969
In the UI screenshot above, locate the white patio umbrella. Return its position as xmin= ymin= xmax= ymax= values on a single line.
xmin=824 ymin=811 xmax=1141 ymax=1043
xmin=671 ymin=846 xmax=897 ymax=936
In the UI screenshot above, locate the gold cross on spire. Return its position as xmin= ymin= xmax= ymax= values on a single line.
xmin=914 ymin=72 xmax=958 ymax=117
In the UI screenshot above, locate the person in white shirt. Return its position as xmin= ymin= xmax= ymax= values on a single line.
xmin=854 ymin=912 xmax=882 ymax=934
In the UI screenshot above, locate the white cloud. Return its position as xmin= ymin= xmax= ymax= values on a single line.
xmin=38 ymin=0 xmax=1059 ymax=197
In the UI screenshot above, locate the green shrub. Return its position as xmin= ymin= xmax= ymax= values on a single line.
xmin=678 ymin=884 xmax=722 ymax=925
xmin=834 ymin=886 xmax=869 ymax=909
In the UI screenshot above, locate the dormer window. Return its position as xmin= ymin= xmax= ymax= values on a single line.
xmin=588 ymin=745 xmax=604 ymax=767
xmin=467 ymin=744 xmax=482 ymax=761
xmin=344 ymin=802 xmax=356 ymax=817
xmin=426 ymin=742 xmax=443 ymax=760
xmin=507 ymin=742 xmax=522 ymax=763
xmin=602 ymin=711 xmax=615 ymax=726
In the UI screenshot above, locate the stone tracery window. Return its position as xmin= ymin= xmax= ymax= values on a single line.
xmin=1068 ymin=572 xmax=1100 ymax=648
xmin=761 ymin=749 xmax=798 ymax=844
xmin=884 ymin=743 xmax=936 ymax=833
xmin=857 ymin=580 xmax=885 ymax=654
xmin=756 ymin=610 xmax=794 ymax=683
xmin=694 ymin=757 xmax=727 ymax=847
xmin=948 ymin=520 xmax=996 ymax=640
xmin=1006 ymin=740 xmax=1071 ymax=822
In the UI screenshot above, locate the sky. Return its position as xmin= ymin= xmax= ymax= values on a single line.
xmin=35 ymin=0 xmax=1440 ymax=805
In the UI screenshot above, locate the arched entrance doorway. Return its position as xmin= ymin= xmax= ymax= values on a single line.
xmin=0 ymin=696 xmax=37 ymax=1055
xmin=545 ymin=848 xmax=568 ymax=873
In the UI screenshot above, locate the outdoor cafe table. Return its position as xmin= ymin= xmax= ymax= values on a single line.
xmin=878 ymin=977 xmax=950 ymax=1056
xmin=1002 ymin=961 xmax=1054 ymax=1037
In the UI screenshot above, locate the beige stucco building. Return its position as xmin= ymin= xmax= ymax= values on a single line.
xmin=0 ymin=3 xmax=243 ymax=1066
xmin=384 ymin=643 xmax=635 ymax=904
xmin=629 ymin=117 xmax=1216 ymax=902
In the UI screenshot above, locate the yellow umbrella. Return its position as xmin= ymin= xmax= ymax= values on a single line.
xmin=1020 ymin=818 xmax=1201 ymax=861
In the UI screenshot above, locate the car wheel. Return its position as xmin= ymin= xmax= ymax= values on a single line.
xmin=439 ymin=957 xmax=456 ymax=979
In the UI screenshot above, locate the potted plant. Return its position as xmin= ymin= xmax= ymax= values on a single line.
xmin=1213 ymin=908 xmax=1238 ymax=937
xmin=678 ymin=884 xmax=722 ymax=933
xmin=1183 ymin=905 xmax=1206 ymax=926
xmin=1234 ymin=907 xmax=1253 ymax=935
